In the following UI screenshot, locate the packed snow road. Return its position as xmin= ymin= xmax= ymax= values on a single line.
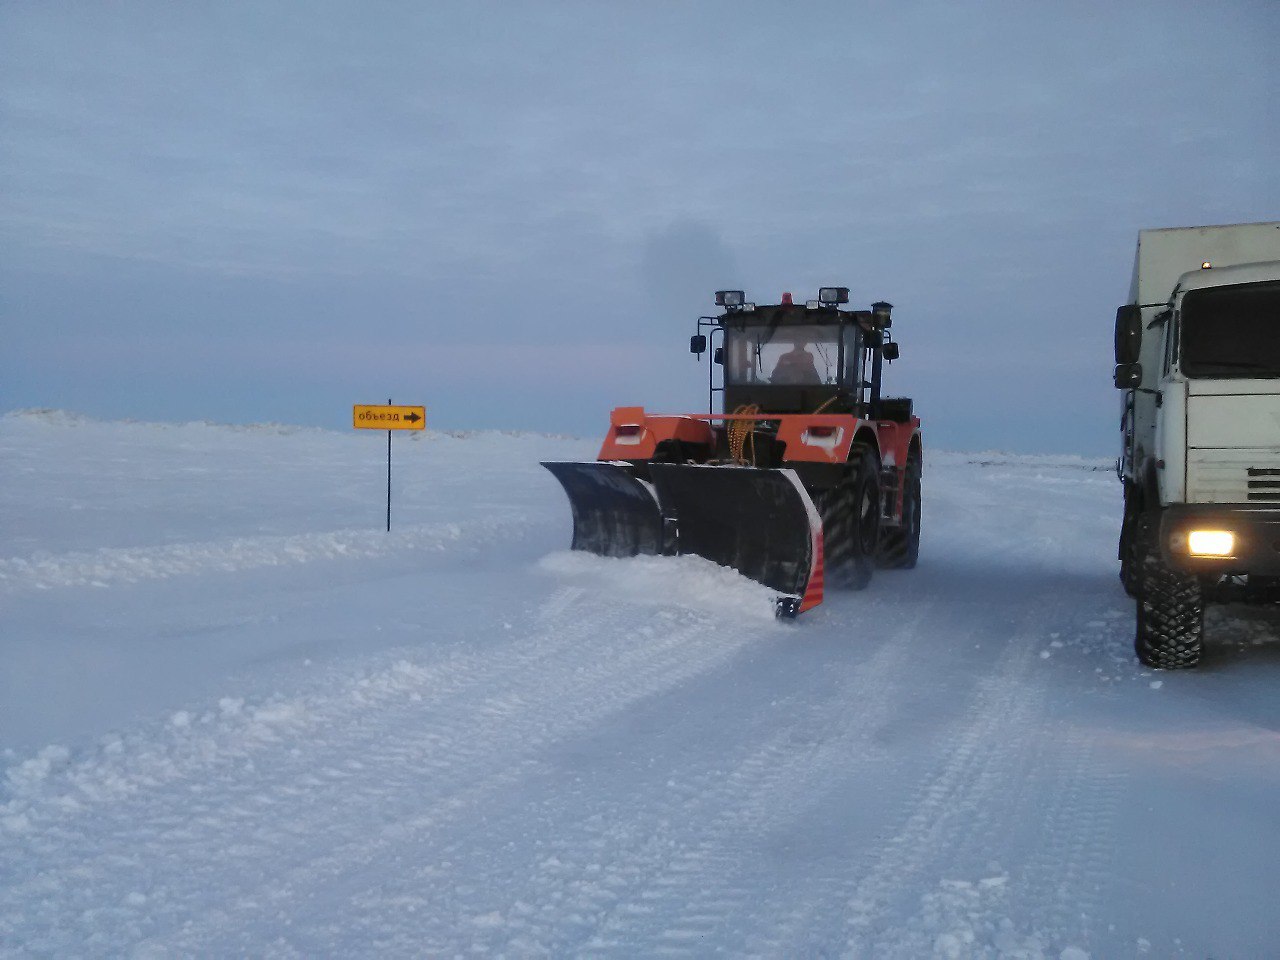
xmin=2 ymin=412 xmax=1277 ymax=958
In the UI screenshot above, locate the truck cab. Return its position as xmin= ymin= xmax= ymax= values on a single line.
xmin=1115 ymin=222 xmax=1280 ymax=667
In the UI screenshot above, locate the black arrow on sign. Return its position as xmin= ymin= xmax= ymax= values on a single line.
xmin=404 ymin=412 xmax=422 ymax=423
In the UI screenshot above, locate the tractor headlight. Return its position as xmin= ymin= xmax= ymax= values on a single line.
xmin=818 ymin=286 xmax=849 ymax=305
xmin=716 ymin=290 xmax=745 ymax=308
xmin=1186 ymin=530 xmax=1235 ymax=557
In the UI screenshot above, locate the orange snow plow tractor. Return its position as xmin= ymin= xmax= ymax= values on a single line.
xmin=544 ymin=288 xmax=922 ymax=617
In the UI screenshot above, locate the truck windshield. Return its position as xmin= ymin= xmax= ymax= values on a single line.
xmin=1181 ymin=280 xmax=1280 ymax=378
xmin=724 ymin=324 xmax=842 ymax=386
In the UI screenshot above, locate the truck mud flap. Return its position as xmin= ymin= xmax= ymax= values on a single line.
xmin=648 ymin=464 xmax=824 ymax=615
xmin=542 ymin=461 xmax=665 ymax=558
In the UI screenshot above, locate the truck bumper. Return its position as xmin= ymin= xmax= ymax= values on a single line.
xmin=1159 ymin=503 xmax=1280 ymax=577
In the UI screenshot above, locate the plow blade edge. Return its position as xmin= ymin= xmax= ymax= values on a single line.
xmin=542 ymin=462 xmax=665 ymax=557
xmin=649 ymin=464 xmax=824 ymax=612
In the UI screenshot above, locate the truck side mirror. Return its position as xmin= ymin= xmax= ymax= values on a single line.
xmin=1114 ymin=362 xmax=1142 ymax=389
xmin=1115 ymin=305 xmax=1142 ymax=365
xmin=713 ymin=347 xmax=724 ymax=365
xmin=882 ymin=341 xmax=900 ymax=361
xmin=690 ymin=334 xmax=707 ymax=356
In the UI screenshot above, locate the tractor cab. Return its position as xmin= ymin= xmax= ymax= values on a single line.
xmin=693 ymin=288 xmax=897 ymax=418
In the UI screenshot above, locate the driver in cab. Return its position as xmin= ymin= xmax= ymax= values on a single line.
xmin=771 ymin=342 xmax=821 ymax=384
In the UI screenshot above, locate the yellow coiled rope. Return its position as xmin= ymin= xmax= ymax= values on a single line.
xmin=728 ymin=403 xmax=760 ymax=465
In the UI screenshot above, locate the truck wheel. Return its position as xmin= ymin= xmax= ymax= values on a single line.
xmin=1134 ymin=552 xmax=1204 ymax=669
xmin=1119 ymin=510 xmax=1150 ymax=598
xmin=878 ymin=453 xmax=921 ymax=569
xmin=820 ymin=450 xmax=880 ymax=590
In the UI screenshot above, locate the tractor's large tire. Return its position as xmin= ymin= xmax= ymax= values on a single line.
xmin=878 ymin=453 xmax=921 ymax=569
xmin=820 ymin=450 xmax=880 ymax=590
xmin=1135 ymin=548 xmax=1204 ymax=670
xmin=817 ymin=480 xmax=854 ymax=585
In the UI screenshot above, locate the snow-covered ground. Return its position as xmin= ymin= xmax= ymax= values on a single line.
xmin=2 ymin=410 xmax=1278 ymax=958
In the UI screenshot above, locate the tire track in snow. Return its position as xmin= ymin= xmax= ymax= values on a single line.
xmin=829 ymin=593 xmax=1121 ymax=960
xmin=0 ymin=584 xmax=773 ymax=956
xmin=625 ymin=605 xmax=935 ymax=958
xmin=601 ymin=584 xmax=1040 ymax=959
xmin=466 ymin=601 xmax=938 ymax=957
xmin=502 ymin=590 xmax=1082 ymax=960
xmin=1007 ymin=705 xmax=1125 ymax=951
xmin=864 ymin=716 xmax=1123 ymax=960
xmin=836 ymin=622 xmax=1044 ymax=958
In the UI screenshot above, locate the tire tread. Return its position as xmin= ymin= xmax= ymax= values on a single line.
xmin=1135 ymin=547 xmax=1204 ymax=669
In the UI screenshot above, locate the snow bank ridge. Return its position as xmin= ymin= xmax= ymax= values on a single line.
xmin=0 ymin=653 xmax=485 ymax=836
xmin=0 ymin=517 xmax=521 ymax=594
xmin=1 ymin=693 xmax=313 ymax=835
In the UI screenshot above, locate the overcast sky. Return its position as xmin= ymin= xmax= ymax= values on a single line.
xmin=3 ymin=0 xmax=1277 ymax=453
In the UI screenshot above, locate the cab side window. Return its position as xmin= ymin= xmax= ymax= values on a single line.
xmin=841 ymin=327 xmax=862 ymax=388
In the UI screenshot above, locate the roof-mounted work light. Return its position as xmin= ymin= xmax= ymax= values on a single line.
xmin=715 ymin=290 xmax=745 ymax=308
xmin=871 ymin=301 xmax=894 ymax=328
xmin=818 ymin=286 xmax=849 ymax=305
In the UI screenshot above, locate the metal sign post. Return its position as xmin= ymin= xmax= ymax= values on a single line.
xmin=353 ymin=401 xmax=426 ymax=531
xmin=386 ymin=399 xmax=392 ymax=531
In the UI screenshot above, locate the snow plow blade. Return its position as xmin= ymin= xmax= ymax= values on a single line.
xmin=649 ymin=464 xmax=824 ymax=615
xmin=541 ymin=461 xmax=665 ymax=557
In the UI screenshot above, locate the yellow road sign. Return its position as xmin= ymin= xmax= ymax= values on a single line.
xmin=353 ymin=404 xmax=426 ymax=430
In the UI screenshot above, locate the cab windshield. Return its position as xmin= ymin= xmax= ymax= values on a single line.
xmin=724 ymin=324 xmax=846 ymax=386
xmin=1180 ymin=280 xmax=1280 ymax=378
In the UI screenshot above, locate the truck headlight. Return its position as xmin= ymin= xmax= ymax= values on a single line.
xmin=1186 ymin=530 xmax=1235 ymax=557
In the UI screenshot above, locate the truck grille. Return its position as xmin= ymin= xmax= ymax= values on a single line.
xmin=1187 ymin=450 xmax=1280 ymax=503
xmin=1247 ymin=468 xmax=1280 ymax=501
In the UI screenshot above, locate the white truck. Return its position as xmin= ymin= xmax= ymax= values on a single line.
xmin=1115 ymin=221 xmax=1280 ymax=668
